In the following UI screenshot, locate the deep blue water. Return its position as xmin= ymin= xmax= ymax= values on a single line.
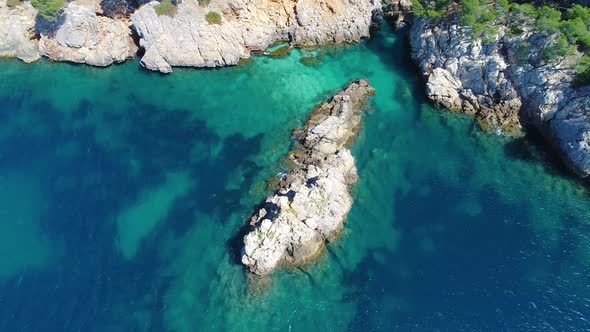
xmin=0 ymin=28 xmax=589 ymax=331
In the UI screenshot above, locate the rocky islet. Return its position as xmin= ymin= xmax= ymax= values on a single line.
xmin=241 ymin=79 xmax=375 ymax=276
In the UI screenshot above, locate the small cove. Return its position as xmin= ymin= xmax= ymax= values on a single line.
xmin=0 ymin=26 xmax=589 ymax=331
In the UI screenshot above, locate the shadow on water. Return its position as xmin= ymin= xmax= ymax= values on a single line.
xmin=366 ymin=24 xmax=434 ymax=124
xmin=0 ymin=91 xmax=264 ymax=331
xmin=504 ymin=126 xmax=583 ymax=183
xmin=343 ymin=174 xmax=589 ymax=330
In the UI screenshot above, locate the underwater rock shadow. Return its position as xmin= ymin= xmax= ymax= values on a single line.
xmin=0 ymin=93 xmax=268 ymax=331
xmin=341 ymin=177 xmax=558 ymax=330
xmin=503 ymin=128 xmax=581 ymax=182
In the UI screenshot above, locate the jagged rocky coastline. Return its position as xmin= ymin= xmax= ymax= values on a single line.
xmin=241 ymin=80 xmax=375 ymax=276
xmin=0 ymin=0 xmax=379 ymax=73
xmin=385 ymin=0 xmax=590 ymax=178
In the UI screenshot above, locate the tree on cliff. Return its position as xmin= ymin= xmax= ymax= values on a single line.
xmin=31 ymin=0 xmax=66 ymax=21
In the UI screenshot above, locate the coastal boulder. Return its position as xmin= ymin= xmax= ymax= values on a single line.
xmin=0 ymin=0 xmax=40 ymax=63
xmin=241 ymin=79 xmax=375 ymax=276
xmin=38 ymin=0 xmax=136 ymax=67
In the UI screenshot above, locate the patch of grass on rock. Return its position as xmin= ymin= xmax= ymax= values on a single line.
xmin=7 ymin=0 xmax=22 ymax=7
xmin=205 ymin=11 xmax=222 ymax=25
xmin=30 ymin=0 xmax=65 ymax=20
xmin=154 ymin=0 xmax=177 ymax=17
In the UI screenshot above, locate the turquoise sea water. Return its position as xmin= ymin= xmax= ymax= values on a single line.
xmin=0 ymin=27 xmax=589 ymax=331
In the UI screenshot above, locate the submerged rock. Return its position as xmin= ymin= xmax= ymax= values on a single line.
xmin=131 ymin=0 xmax=380 ymax=73
xmin=0 ymin=0 xmax=40 ymax=63
xmin=38 ymin=0 xmax=137 ymax=67
xmin=241 ymin=79 xmax=375 ymax=276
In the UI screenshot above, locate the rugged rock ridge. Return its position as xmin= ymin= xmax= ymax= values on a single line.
xmin=131 ymin=0 xmax=380 ymax=73
xmin=409 ymin=16 xmax=590 ymax=177
xmin=241 ymin=79 xmax=375 ymax=276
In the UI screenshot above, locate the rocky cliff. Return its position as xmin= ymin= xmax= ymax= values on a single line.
xmin=241 ymin=79 xmax=375 ymax=276
xmin=131 ymin=0 xmax=380 ymax=73
xmin=403 ymin=5 xmax=590 ymax=178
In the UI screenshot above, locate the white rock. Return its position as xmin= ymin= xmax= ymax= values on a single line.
xmin=409 ymin=14 xmax=590 ymax=177
xmin=0 ymin=0 xmax=40 ymax=63
xmin=241 ymin=79 xmax=375 ymax=275
xmin=132 ymin=0 xmax=380 ymax=73
xmin=38 ymin=0 xmax=137 ymax=66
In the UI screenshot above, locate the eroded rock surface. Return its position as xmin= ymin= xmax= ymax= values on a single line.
xmin=39 ymin=0 xmax=136 ymax=66
xmin=241 ymin=79 xmax=375 ymax=276
xmin=0 ymin=0 xmax=40 ymax=63
xmin=131 ymin=0 xmax=380 ymax=73
xmin=410 ymin=16 xmax=590 ymax=177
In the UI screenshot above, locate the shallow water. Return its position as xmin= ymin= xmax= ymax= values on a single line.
xmin=0 ymin=27 xmax=589 ymax=331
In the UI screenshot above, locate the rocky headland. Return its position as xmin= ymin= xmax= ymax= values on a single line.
xmin=241 ymin=79 xmax=375 ymax=276
xmin=387 ymin=0 xmax=590 ymax=178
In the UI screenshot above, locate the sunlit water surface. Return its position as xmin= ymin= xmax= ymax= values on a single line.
xmin=0 ymin=28 xmax=589 ymax=331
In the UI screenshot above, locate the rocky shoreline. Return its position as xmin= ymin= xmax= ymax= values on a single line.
xmin=241 ymin=79 xmax=375 ymax=276
xmin=1 ymin=0 xmax=379 ymax=73
xmin=385 ymin=0 xmax=590 ymax=178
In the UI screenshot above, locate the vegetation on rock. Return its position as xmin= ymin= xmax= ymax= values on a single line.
xmin=30 ymin=0 xmax=66 ymax=20
xmin=269 ymin=45 xmax=291 ymax=57
xmin=412 ymin=1 xmax=590 ymax=86
xmin=6 ymin=0 xmax=21 ymax=7
xmin=154 ymin=0 xmax=177 ymax=16
xmin=205 ymin=11 xmax=222 ymax=24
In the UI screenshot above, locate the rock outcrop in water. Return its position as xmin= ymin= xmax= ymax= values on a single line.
xmin=241 ymin=79 xmax=375 ymax=276
xmin=38 ymin=0 xmax=137 ymax=66
xmin=402 ymin=4 xmax=590 ymax=178
xmin=132 ymin=0 xmax=380 ymax=73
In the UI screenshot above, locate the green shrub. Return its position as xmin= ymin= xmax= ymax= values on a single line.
xmin=411 ymin=1 xmax=590 ymax=61
xmin=6 ymin=0 xmax=21 ymax=7
xmin=542 ymin=35 xmax=576 ymax=63
xmin=197 ymin=0 xmax=211 ymax=6
xmin=154 ymin=0 xmax=177 ymax=16
xmin=535 ymin=6 xmax=562 ymax=34
xmin=30 ymin=0 xmax=66 ymax=21
xmin=561 ymin=17 xmax=590 ymax=49
xmin=205 ymin=11 xmax=222 ymax=25
xmin=573 ymin=55 xmax=590 ymax=87
xmin=566 ymin=4 xmax=590 ymax=26
xmin=412 ymin=0 xmax=428 ymax=17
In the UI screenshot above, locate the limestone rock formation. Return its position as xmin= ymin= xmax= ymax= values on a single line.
xmin=241 ymin=79 xmax=375 ymax=276
xmin=0 ymin=0 xmax=40 ymax=63
xmin=409 ymin=16 xmax=590 ymax=177
xmin=131 ymin=0 xmax=380 ymax=73
xmin=38 ymin=0 xmax=137 ymax=66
